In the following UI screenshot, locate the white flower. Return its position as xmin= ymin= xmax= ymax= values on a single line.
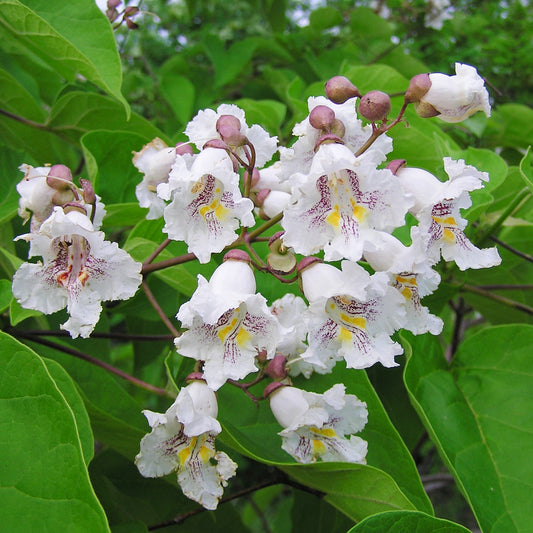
xmin=12 ymin=207 xmax=142 ymax=338
xmin=17 ymin=164 xmax=105 ymax=231
xmin=175 ymin=256 xmax=283 ymax=390
xmin=159 ymin=148 xmax=254 ymax=263
xmin=300 ymin=261 xmax=405 ymax=371
xmin=185 ymin=103 xmax=278 ymax=167
xmin=419 ymin=63 xmax=490 ymax=123
xmin=364 ymin=231 xmax=443 ymax=335
xmin=136 ymin=381 xmax=237 ymax=510
xmin=269 ymin=384 xmax=368 ymax=464
xmin=282 ymin=143 xmax=412 ymax=263
xmin=397 ymin=158 xmax=501 ymax=270
xmin=270 ymin=294 xmax=313 ymax=377
xmin=133 ymin=138 xmax=179 ymax=219
xmin=278 ymin=96 xmax=392 ymax=180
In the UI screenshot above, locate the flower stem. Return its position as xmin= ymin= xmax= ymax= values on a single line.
xmin=141 ymin=252 xmax=197 ymax=275
xmin=457 ymin=282 xmax=533 ymax=316
xmin=144 ymin=238 xmax=172 ymax=265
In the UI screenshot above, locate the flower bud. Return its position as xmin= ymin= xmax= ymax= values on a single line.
xmin=404 ymin=73 xmax=432 ymax=104
xmin=244 ymin=168 xmax=261 ymax=189
xmin=182 ymin=380 xmax=218 ymax=419
xmin=264 ymin=355 xmax=288 ymax=381
xmin=358 ymin=91 xmax=391 ymax=122
xmin=217 ymin=124 xmax=247 ymax=148
xmin=313 ymin=133 xmax=344 ymax=152
xmin=216 ymin=114 xmax=242 ymax=134
xmin=46 ymin=164 xmax=73 ymax=190
xmin=52 ymin=188 xmax=75 ymax=207
xmin=386 ymin=159 xmax=407 ymax=175
xmin=309 ymin=105 xmax=336 ymax=131
xmin=175 ymin=142 xmax=194 ymax=156
xmin=325 ymin=76 xmax=362 ymax=104
xmin=268 ymin=385 xmax=309 ymax=429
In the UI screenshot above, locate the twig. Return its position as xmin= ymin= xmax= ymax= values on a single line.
xmin=142 ymin=281 xmax=181 ymax=337
xmin=13 ymin=332 xmax=171 ymax=397
xmin=141 ymin=253 xmax=197 ymax=275
xmin=7 ymin=328 xmax=174 ymax=342
xmin=144 ymin=238 xmax=172 ymax=265
xmin=459 ymin=283 xmax=533 ymax=316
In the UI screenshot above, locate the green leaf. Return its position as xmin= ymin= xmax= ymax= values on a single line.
xmin=280 ymin=462 xmax=416 ymax=521
xmin=158 ymin=73 xmax=196 ymax=126
xmin=0 ymin=143 xmax=24 ymax=225
xmin=0 ymin=279 xmax=12 ymax=313
xmin=42 ymin=357 xmax=94 ymax=465
xmin=102 ymin=203 xmax=149 ymax=228
xmin=0 ymin=0 xmax=128 ymax=113
xmin=404 ymin=325 xmax=533 ymax=533
xmin=234 ymin=98 xmax=287 ymax=136
xmin=81 ymin=130 xmax=152 ymax=203
xmin=0 ymin=331 xmax=110 ymax=532
xmin=48 ymin=91 xmax=167 ymax=146
xmin=519 ymin=146 xmax=533 ymax=193
xmin=347 ymin=510 xmax=471 ymax=532
xmin=309 ymin=7 xmax=342 ymax=32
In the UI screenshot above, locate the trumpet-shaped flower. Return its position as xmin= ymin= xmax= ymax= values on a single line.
xmin=17 ymin=164 xmax=105 ymax=231
xmin=397 ymin=158 xmax=501 ymax=270
xmin=176 ymin=255 xmax=283 ymax=390
xmin=300 ymin=260 xmax=405 ymax=371
xmin=158 ymin=148 xmax=254 ymax=263
xmin=364 ymin=231 xmax=443 ymax=335
xmin=282 ymin=143 xmax=412 ymax=263
xmin=415 ymin=63 xmax=490 ymax=123
xmin=136 ymin=380 xmax=237 ymax=510
xmin=185 ymin=103 xmax=278 ymax=167
xmin=269 ymin=384 xmax=368 ymax=464
xmin=12 ymin=207 xmax=142 ymax=338
xmin=133 ymin=138 xmax=180 ymax=219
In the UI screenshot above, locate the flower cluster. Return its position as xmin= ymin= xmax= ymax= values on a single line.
xmin=127 ymin=62 xmax=502 ymax=509
xmin=12 ymin=62 xmax=500 ymax=511
xmin=11 ymin=164 xmax=142 ymax=338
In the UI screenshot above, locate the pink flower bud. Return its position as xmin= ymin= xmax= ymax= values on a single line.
xmin=46 ymin=164 xmax=73 ymax=190
xmin=223 ymin=249 xmax=251 ymax=264
xmin=265 ymin=355 xmax=288 ymax=380
xmin=216 ymin=114 xmax=242 ymax=133
xmin=309 ymin=105 xmax=336 ymax=131
xmin=80 ymin=179 xmax=96 ymax=205
xmin=404 ymin=73 xmax=432 ymax=104
xmin=358 ymin=91 xmax=391 ymax=122
xmin=386 ymin=159 xmax=407 ymax=175
xmin=175 ymin=142 xmax=194 ymax=156
xmin=325 ymin=76 xmax=362 ymax=104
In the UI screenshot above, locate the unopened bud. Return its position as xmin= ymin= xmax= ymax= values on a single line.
xmin=107 ymin=0 xmax=121 ymax=8
xmin=265 ymin=355 xmax=288 ymax=380
xmin=217 ymin=124 xmax=247 ymax=148
xmin=46 ymin=164 xmax=73 ymax=190
xmin=216 ymin=114 xmax=242 ymax=134
xmin=268 ymin=231 xmax=296 ymax=274
xmin=263 ymin=381 xmax=286 ymax=399
xmin=124 ymin=5 xmax=139 ymax=16
xmin=404 ymin=73 xmax=432 ymax=104
xmin=175 ymin=142 xmax=194 ymax=156
xmin=325 ymin=75 xmax=362 ymax=104
xmin=359 ymin=91 xmax=392 ymax=122
xmin=309 ymin=105 xmax=336 ymax=131
xmin=254 ymin=188 xmax=271 ymax=208
xmin=386 ymin=159 xmax=407 ymax=175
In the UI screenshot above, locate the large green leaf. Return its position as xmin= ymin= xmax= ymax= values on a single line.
xmin=0 ymin=331 xmax=110 ymax=532
xmin=347 ymin=510 xmax=471 ymax=533
xmin=0 ymin=0 xmax=127 ymax=112
xmin=48 ymin=91 xmax=167 ymax=146
xmin=404 ymin=326 xmax=533 ymax=533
